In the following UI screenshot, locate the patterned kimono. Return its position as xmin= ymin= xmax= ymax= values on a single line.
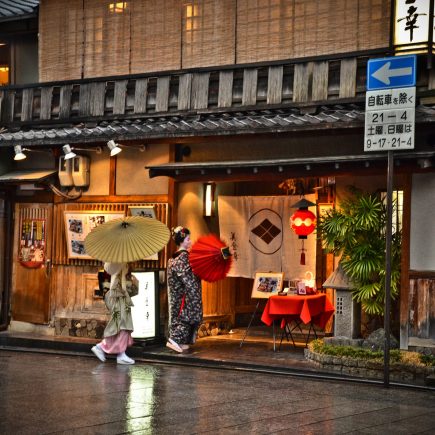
xmin=167 ymin=249 xmax=203 ymax=345
xmin=99 ymin=265 xmax=138 ymax=354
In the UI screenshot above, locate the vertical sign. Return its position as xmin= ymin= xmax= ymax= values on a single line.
xmin=131 ymin=271 xmax=157 ymax=339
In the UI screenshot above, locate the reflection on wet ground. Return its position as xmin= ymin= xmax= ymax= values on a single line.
xmin=1 ymin=350 xmax=435 ymax=434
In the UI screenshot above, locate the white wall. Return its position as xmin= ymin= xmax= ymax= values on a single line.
xmin=116 ymin=144 xmax=169 ymax=195
xmin=410 ymin=173 xmax=435 ymax=271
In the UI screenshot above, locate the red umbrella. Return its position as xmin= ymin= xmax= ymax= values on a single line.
xmin=189 ymin=234 xmax=232 ymax=282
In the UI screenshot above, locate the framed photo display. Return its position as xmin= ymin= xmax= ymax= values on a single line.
xmin=128 ymin=206 xmax=158 ymax=260
xmin=128 ymin=205 xmax=156 ymax=219
xmin=251 ymin=272 xmax=284 ymax=299
xmin=64 ymin=211 xmax=125 ymax=259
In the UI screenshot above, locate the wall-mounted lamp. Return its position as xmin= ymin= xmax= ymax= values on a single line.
xmin=14 ymin=145 xmax=27 ymax=161
xmin=63 ymin=144 xmax=76 ymax=160
xmin=14 ymin=145 xmax=53 ymax=161
xmin=203 ymin=182 xmax=215 ymax=217
xmin=107 ymin=140 xmax=122 ymax=156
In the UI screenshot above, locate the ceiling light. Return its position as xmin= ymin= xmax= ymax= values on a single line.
xmin=62 ymin=144 xmax=76 ymax=160
xmin=14 ymin=145 xmax=26 ymax=161
xmin=107 ymin=140 xmax=122 ymax=156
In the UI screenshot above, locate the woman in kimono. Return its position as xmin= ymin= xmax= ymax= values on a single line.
xmin=166 ymin=226 xmax=203 ymax=353
xmin=91 ymin=262 xmax=138 ymax=364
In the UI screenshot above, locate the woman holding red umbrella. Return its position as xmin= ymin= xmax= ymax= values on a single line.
xmin=166 ymin=226 xmax=203 ymax=353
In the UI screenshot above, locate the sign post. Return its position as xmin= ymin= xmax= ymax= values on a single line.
xmin=365 ymin=55 xmax=416 ymax=387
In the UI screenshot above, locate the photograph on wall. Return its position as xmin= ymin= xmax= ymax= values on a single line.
xmin=19 ymin=218 xmax=46 ymax=268
xmin=64 ymin=211 xmax=125 ymax=259
xmin=251 ymin=272 xmax=284 ymax=299
xmin=128 ymin=206 xmax=158 ymax=260
xmin=128 ymin=205 xmax=156 ymax=219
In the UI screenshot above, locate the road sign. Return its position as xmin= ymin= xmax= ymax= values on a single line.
xmin=367 ymin=55 xmax=416 ymax=90
xmin=364 ymin=87 xmax=415 ymax=151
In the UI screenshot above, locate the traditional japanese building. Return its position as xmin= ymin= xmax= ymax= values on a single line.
xmin=0 ymin=0 xmax=434 ymax=351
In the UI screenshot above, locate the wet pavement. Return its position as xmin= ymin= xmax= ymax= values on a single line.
xmin=1 ymin=349 xmax=435 ymax=434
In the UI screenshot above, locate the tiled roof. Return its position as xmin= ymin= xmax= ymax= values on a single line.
xmin=0 ymin=0 xmax=38 ymax=21
xmin=0 ymin=104 xmax=435 ymax=147
xmin=0 ymin=105 xmax=364 ymax=146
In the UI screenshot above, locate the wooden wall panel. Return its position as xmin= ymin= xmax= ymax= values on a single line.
xmin=202 ymin=279 xmax=235 ymax=323
xmin=53 ymin=202 xmax=169 ymax=269
xmin=182 ymin=0 xmax=236 ymax=69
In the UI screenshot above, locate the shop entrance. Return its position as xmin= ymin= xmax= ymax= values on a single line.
xmin=11 ymin=203 xmax=53 ymax=324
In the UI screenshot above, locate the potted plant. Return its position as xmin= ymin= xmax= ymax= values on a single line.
xmin=317 ymin=187 xmax=401 ymax=317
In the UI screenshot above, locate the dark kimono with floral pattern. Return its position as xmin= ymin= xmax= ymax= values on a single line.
xmin=167 ymin=249 xmax=202 ymax=344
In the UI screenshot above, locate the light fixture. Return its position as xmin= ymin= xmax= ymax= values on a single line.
xmin=14 ymin=145 xmax=26 ymax=161
xmin=62 ymin=144 xmax=76 ymax=160
xmin=290 ymin=198 xmax=317 ymax=265
xmin=107 ymin=140 xmax=122 ymax=156
xmin=203 ymin=182 xmax=215 ymax=217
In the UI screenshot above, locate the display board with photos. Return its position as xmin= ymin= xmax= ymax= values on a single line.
xmin=251 ymin=272 xmax=284 ymax=299
xmin=128 ymin=206 xmax=158 ymax=260
xmin=64 ymin=211 xmax=125 ymax=259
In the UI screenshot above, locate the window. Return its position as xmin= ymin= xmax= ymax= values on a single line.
xmin=381 ymin=190 xmax=404 ymax=234
xmin=184 ymin=2 xmax=200 ymax=44
xmin=109 ymin=2 xmax=128 ymax=13
xmin=0 ymin=43 xmax=9 ymax=85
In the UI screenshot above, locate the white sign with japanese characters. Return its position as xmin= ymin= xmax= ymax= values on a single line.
xmin=364 ymin=87 xmax=415 ymax=151
xmin=394 ymin=0 xmax=430 ymax=46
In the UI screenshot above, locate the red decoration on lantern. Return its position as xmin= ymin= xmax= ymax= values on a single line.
xmin=290 ymin=209 xmax=316 ymax=237
xmin=290 ymin=198 xmax=317 ymax=265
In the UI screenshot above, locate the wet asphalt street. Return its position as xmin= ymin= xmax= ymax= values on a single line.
xmin=1 ymin=350 xmax=434 ymax=434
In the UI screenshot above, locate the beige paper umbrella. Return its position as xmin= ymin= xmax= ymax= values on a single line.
xmin=84 ymin=216 xmax=170 ymax=263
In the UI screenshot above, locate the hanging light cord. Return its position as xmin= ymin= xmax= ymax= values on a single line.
xmin=48 ymin=184 xmax=83 ymax=200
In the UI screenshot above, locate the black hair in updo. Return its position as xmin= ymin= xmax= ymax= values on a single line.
xmin=171 ymin=226 xmax=190 ymax=246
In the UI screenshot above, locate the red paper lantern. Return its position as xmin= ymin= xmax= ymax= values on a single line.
xmin=290 ymin=209 xmax=316 ymax=237
xmin=290 ymin=199 xmax=316 ymax=265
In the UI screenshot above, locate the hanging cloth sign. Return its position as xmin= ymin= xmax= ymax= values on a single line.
xmin=19 ymin=218 xmax=46 ymax=268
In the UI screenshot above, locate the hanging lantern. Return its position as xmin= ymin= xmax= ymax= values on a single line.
xmin=290 ymin=198 xmax=316 ymax=265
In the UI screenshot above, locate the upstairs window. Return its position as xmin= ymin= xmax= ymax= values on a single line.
xmin=0 ymin=43 xmax=9 ymax=85
xmin=109 ymin=2 xmax=128 ymax=13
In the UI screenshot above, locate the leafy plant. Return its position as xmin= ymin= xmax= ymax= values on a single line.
xmin=317 ymin=187 xmax=401 ymax=315
xmin=309 ymin=339 xmax=435 ymax=367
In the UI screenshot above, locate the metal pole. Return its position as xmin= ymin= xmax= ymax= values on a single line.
xmin=384 ymin=151 xmax=394 ymax=387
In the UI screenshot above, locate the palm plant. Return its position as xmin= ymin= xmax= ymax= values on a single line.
xmin=317 ymin=187 xmax=401 ymax=315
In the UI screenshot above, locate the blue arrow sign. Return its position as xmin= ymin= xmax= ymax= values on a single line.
xmin=367 ymin=55 xmax=416 ymax=90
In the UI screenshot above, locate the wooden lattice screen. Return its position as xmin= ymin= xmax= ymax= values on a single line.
xmin=181 ymin=0 xmax=236 ymax=69
xmin=130 ymin=0 xmax=181 ymax=73
xmin=39 ymin=0 xmax=84 ymax=81
xmin=83 ymin=0 xmax=131 ymax=78
xmin=236 ymin=0 xmax=391 ymax=64
xmin=53 ymin=202 xmax=169 ymax=269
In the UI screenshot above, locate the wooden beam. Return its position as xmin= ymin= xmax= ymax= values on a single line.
xmin=242 ymin=68 xmax=258 ymax=106
xmin=267 ymin=66 xmax=283 ymax=105
xmin=218 ymin=70 xmax=234 ymax=108
xmin=40 ymin=87 xmax=53 ymax=120
xmin=113 ymin=80 xmax=128 ymax=115
xmin=339 ymin=58 xmax=357 ymax=99
xmin=134 ymin=78 xmax=148 ymax=114
xmin=192 ymin=72 xmax=210 ymax=110
xmin=21 ymin=88 xmax=33 ymax=122
xmin=312 ymin=61 xmax=329 ymax=102
xmin=293 ymin=62 xmax=313 ymax=103
xmin=178 ymin=73 xmax=192 ymax=111
xmin=155 ymin=76 xmax=170 ymax=112
xmin=89 ymin=82 xmax=106 ymax=117
xmin=59 ymin=85 xmax=73 ymax=119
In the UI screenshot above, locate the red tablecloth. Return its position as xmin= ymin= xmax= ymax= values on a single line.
xmin=261 ymin=293 xmax=335 ymax=329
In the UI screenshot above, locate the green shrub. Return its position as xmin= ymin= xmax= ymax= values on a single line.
xmin=309 ymin=339 xmax=433 ymax=367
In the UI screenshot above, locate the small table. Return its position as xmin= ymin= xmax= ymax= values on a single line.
xmin=261 ymin=293 xmax=335 ymax=350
